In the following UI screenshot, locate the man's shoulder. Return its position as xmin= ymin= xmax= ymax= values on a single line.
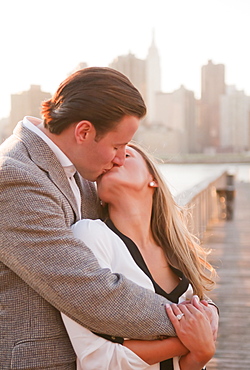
xmin=0 ymin=135 xmax=33 ymax=174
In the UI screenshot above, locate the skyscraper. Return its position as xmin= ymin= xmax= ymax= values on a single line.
xmin=155 ymin=85 xmax=196 ymax=153
xmin=8 ymin=85 xmax=51 ymax=137
xmin=200 ymin=60 xmax=225 ymax=151
xmin=109 ymin=31 xmax=161 ymax=125
xmin=145 ymin=30 xmax=161 ymax=124
xmin=109 ymin=52 xmax=146 ymax=102
xmin=220 ymin=86 xmax=250 ymax=152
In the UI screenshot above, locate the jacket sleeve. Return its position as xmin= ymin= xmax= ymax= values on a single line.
xmin=0 ymin=159 xmax=176 ymax=339
xmin=61 ymin=314 xmax=152 ymax=370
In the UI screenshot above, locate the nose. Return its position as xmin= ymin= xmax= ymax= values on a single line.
xmin=112 ymin=147 xmax=126 ymax=166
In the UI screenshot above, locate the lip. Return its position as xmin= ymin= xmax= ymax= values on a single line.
xmin=97 ymin=167 xmax=113 ymax=182
xmin=102 ymin=168 xmax=111 ymax=175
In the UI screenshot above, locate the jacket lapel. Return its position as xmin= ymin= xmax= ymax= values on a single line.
xmin=13 ymin=122 xmax=80 ymax=219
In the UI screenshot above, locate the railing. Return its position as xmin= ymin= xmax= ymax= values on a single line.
xmin=175 ymin=171 xmax=234 ymax=240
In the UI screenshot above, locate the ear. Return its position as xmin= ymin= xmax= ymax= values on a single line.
xmin=74 ymin=121 xmax=95 ymax=143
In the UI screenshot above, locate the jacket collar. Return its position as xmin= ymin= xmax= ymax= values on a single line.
xmin=13 ymin=121 xmax=80 ymax=219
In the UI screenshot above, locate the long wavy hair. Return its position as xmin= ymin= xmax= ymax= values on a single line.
xmin=100 ymin=142 xmax=216 ymax=298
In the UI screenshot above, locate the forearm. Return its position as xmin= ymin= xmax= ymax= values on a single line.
xmin=124 ymin=337 xmax=189 ymax=365
xmin=62 ymin=314 xmax=181 ymax=369
xmin=179 ymin=350 xmax=212 ymax=370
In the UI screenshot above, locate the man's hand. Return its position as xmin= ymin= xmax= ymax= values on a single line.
xmin=200 ymin=300 xmax=219 ymax=341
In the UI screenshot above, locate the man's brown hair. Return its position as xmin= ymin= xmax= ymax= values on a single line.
xmin=41 ymin=67 xmax=146 ymax=136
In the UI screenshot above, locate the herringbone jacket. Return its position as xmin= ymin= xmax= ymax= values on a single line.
xmin=0 ymin=121 xmax=174 ymax=369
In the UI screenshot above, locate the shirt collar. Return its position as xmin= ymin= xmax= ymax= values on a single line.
xmin=64 ymin=165 xmax=76 ymax=179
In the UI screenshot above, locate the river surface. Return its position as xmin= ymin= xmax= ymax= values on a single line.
xmin=158 ymin=163 xmax=250 ymax=197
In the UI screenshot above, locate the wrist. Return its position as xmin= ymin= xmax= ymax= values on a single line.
xmin=180 ymin=349 xmax=214 ymax=370
xmin=190 ymin=343 xmax=215 ymax=364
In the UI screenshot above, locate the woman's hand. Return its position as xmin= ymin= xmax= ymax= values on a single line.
xmin=166 ymin=302 xmax=215 ymax=369
xmin=178 ymin=295 xmax=219 ymax=341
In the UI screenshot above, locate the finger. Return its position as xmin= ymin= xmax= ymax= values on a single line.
xmin=165 ymin=303 xmax=186 ymax=324
xmin=178 ymin=302 xmax=208 ymax=321
xmin=165 ymin=303 xmax=177 ymax=323
xmin=214 ymin=327 xmax=219 ymax=340
xmin=213 ymin=328 xmax=218 ymax=341
xmin=190 ymin=296 xmax=207 ymax=314
xmin=177 ymin=300 xmax=192 ymax=306
xmin=191 ymin=295 xmax=201 ymax=309
xmin=200 ymin=299 xmax=209 ymax=307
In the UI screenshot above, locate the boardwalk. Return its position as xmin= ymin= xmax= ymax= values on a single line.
xmin=205 ymin=181 xmax=250 ymax=369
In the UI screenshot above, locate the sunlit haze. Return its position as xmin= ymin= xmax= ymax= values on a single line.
xmin=0 ymin=0 xmax=250 ymax=119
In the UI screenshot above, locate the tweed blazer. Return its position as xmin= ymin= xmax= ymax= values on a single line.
xmin=0 ymin=121 xmax=175 ymax=370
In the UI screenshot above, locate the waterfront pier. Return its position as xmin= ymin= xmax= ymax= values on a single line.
xmin=204 ymin=180 xmax=250 ymax=369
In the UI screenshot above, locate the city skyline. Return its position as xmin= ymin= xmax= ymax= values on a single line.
xmin=1 ymin=0 xmax=250 ymax=120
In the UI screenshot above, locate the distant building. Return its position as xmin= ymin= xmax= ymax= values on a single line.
xmin=194 ymin=99 xmax=205 ymax=153
xmin=200 ymin=60 xmax=225 ymax=152
xmin=145 ymin=30 xmax=161 ymax=124
xmin=109 ymin=52 xmax=146 ymax=103
xmin=69 ymin=62 xmax=88 ymax=75
xmin=0 ymin=117 xmax=10 ymax=143
xmin=8 ymin=85 xmax=51 ymax=137
xmin=154 ymin=85 xmax=196 ymax=154
xmin=133 ymin=123 xmax=179 ymax=157
xmin=109 ymin=31 xmax=161 ymax=125
xmin=220 ymin=86 xmax=250 ymax=152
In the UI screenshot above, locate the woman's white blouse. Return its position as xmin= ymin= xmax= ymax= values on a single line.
xmin=61 ymin=219 xmax=193 ymax=370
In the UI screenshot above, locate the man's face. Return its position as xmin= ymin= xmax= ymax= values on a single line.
xmin=75 ymin=115 xmax=140 ymax=181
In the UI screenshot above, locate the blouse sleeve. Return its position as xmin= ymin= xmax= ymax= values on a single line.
xmin=71 ymin=219 xmax=114 ymax=269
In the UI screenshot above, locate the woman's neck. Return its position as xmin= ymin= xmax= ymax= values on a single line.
xmin=108 ymin=197 xmax=155 ymax=250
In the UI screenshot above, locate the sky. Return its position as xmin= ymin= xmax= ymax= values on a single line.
xmin=0 ymin=0 xmax=250 ymax=120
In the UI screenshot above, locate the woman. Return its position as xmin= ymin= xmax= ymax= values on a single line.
xmin=62 ymin=143 xmax=217 ymax=370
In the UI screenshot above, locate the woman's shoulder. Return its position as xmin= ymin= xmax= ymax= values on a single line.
xmin=71 ymin=219 xmax=120 ymax=251
xmin=71 ymin=219 xmax=124 ymax=268
xmin=72 ymin=218 xmax=112 ymax=240
xmin=72 ymin=218 xmax=105 ymax=232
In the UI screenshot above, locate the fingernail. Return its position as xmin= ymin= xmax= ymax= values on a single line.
xmin=165 ymin=304 xmax=170 ymax=308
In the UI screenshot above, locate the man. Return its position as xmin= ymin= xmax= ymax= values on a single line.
xmin=0 ymin=67 xmax=217 ymax=369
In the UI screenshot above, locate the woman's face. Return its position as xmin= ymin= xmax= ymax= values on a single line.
xmin=97 ymin=146 xmax=153 ymax=202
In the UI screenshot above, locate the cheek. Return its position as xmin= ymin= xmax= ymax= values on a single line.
xmin=91 ymin=147 xmax=111 ymax=166
xmin=99 ymin=148 xmax=116 ymax=164
xmin=133 ymin=166 xmax=150 ymax=183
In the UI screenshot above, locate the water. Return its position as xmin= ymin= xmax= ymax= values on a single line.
xmin=158 ymin=163 xmax=250 ymax=197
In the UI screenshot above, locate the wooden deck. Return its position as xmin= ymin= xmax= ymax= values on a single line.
xmin=204 ymin=181 xmax=250 ymax=369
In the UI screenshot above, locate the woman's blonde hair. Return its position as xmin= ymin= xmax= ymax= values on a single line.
xmin=100 ymin=142 xmax=216 ymax=298
xmin=129 ymin=143 xmax=216 ymax=298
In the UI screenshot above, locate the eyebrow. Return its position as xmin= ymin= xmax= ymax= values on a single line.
xmin=115 ymin=142 xmax=129 ymax=147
